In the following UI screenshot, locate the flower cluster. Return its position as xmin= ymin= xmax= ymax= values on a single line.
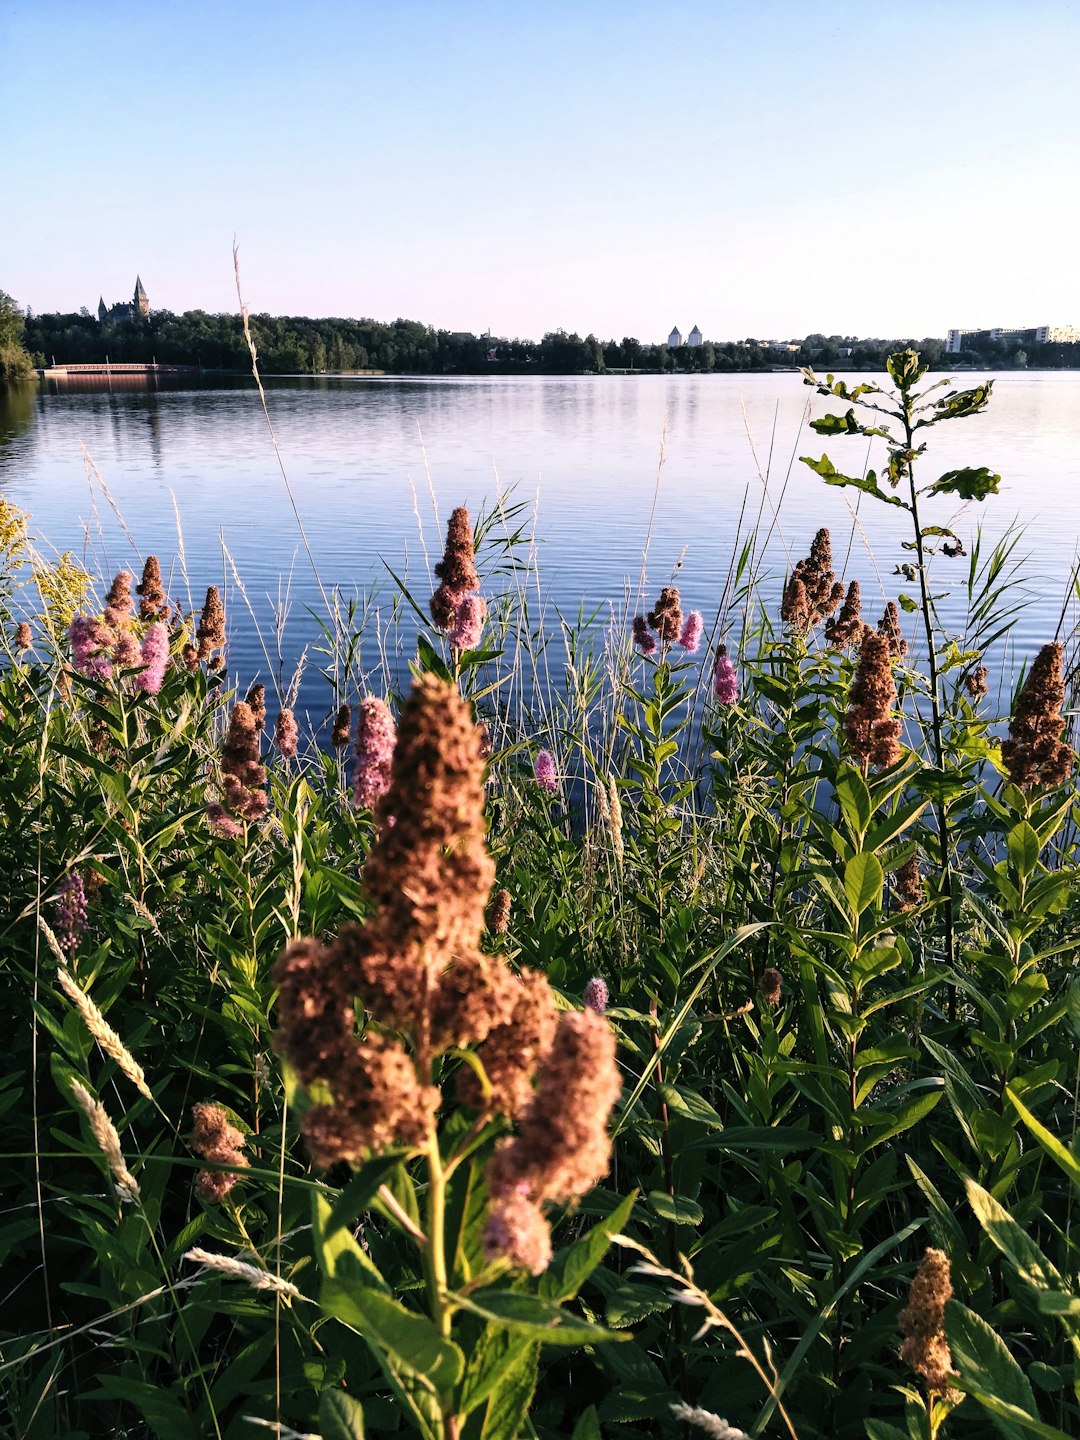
xmin=583 ymin=976 xmax=609 ymax=1014
xmin=894 ymin=853 xmax=925 ymax=912
xmin=844 ymin=630 xmax=903 ymax=771
xmin=646 ymin=586 xmax=683 ymax=643
xmin=965 ymin=665 xmax=989 ymax=699
xmin=1000 ymin=641 xmax=1073 ymax=790
xmin=677 ymin=610 xmax=704 ymax=654
xmin=102 ymin=570 xmax=134 ymax=631
xmin=877 ymin=600 xmax=908 ymax=659
xmin=353 ymin=697 xmax=397 ymax=809
xmin=135 ymin=555 xmax=170 ymax=621
xmin=274 ymin=706 xmax=299 ymax=758
xmin=757 ymin=967 xmax=782 ymax=1009
xmin=632 ymin=614 xmax=657 ymax=656
xmin=486 ymin=887 xmax=512 ymax=935
xmin=54 ymin=871 xmax=88 ymax=953
xmin=15 ymin=620 xmax=32 ymax=651
xmin=136 ymin=622 xmax=169 ymax=695
xmin=331 ymin=702 xmax=352 ymax=749
xmin=190 ymin=1102 xmax=249 ymax=1204
xmin=899 ymin=1247 xmax=959 ymax=1400
xmin=187 ymin=585 xmax=226 ymax=672
xmin=431 ymin=506 xmax=486 ymax=649
xmin=713 ymin=644 xmax=739 ymax=705
xmin=245 ymin=683 xmax=267 ymax=731
xmin=534 ymin=749 xmax=558 ymax=793
xmin=824 ymin=580 xmax=867 ymax=650
xmin=209 ymin=701 xmax=268 ymax=835
xmin=781 ymin=528 xmax=846 ymax=633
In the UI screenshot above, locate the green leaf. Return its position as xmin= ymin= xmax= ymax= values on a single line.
xmin=313 ymin=1191 xmax=389 ymax=1290
xmin=887 ymin=349 xmax=928 ymax=390
xmin=845 ymin=852 xmax=884 ymax=917
xmin=647 ymin=1191 xmax=703 ymax=1227
xmin=320 ymin=1389 xmax=366 ymax=1440
xmin=1007 ymin=822 xmax=1040 ymax=881
xmin=835 ymin=767 xmax=872 ymax=840
xmin=1005 ymin=1085 xmax=1080 ymax=1189
xmin=451 ymin=1289 xmax=625 ymax=1347
xmin=541 ymin=1191 xmax=636 ymax=1303
xmin=93 ymin=1377 xmax=199 ymax=1440
xmin=948 ymin=1388 xmax=1072 ymax=1439
xmin=963 ymin=1178 xmax=1066 ymax=1293
xmin=570 ymin=1406 xmax=603 ymax=1440
xmin=809 ymin=408 xmax=865 ymax=436
xmin=320 ymin=1279 xmax=465 ymax=1389
xmin=865 ymin=798 xmax=929 ymax=852
xmin=459 ymin=1327 xmax=537 ymax=1420
xmin=800 ymin=453 xmax=907 ymax=508
xmin=927 ymin=467 xmax=1001 ymax=502
xmin=946 ymin=1300 xmax=1039 ymax=1434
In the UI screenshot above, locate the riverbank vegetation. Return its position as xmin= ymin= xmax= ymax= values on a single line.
xmin=2 ymin=352 xmax=1080 ymax=1439
xmin=22 ymin=303 xmax=1080 ymax=377
xmin=0 ymin=290 xmax=36 ymax=383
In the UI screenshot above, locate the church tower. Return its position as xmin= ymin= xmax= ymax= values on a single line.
xmin=98 ymin=296 xmax=108 ymax=323
xmin=134 ymin=275 xmax=149 ymax=317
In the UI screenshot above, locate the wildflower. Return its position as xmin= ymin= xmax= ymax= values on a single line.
xmin=69 ymin=613 xmax=114 ymax=680
xmin=196 ymin=585 xmax=226 ymax=671
xmin=782 ymin=528 xmax=845 ymax=633
xmin=583 ymin=977 xmax=609 ymax=1014
xmin=758 ymin=967 xmax=782 ymax=1008
xmin=207 ymin=803 xmax=243 ymax=840
xmin=677 ymin=610 xmax=704 ymax=653
xmin=965 ymin=665 xmax=989 ymax=699
xmin=218 ymin=701 xmax=268 ymax=824
xmin=483 ymin=1189 xmax=552 ymax=1275
xmin=878 ymin=600 xmax=908 ymax=659
xmin=448 ymin=593 xmax=488 ymax=651
xmin=844 ymin=630 xmax=903 ymax=772
xmin=353 ymin=697 xmax=396 ymax=809
xmin=1000 ymin=642 xmax=1072 ymax=789
xmin=534 ymin=749 xmax=558 ymax=793
xmin=56 ymin=966 xmax=152 ymax=1100
xmin=136 ymin=621 xmax=169 ymax=695
xmin=713 ymin=644 xmax=739 ymax=705
xmin=113 ymin=631 xmax=141 ymax=669
xmin=15 ymin=621 xmax=32 ymax=650
xmin=486 ymin=887 xmax=511 ymax=935
xmin=273 ymin=707 xmax=299 ymax=758
xmin=190 ymin=1102 xmax=248 ymax=1204
xmin=669 ymin=1405 xmax=750 ymax=1440
xmin=647 ymin=585 xmax=683 ymax=644
xmin=54 ymin=871 xmax=88 ymax=953
xmin=899 ymin=1247 xmax=960 ymax=1400
xmin=331 ymin=702 xmax=352 ymax=749
xmin=632 ymin=615 xmax=657 ymax=656
xmin=245 ymin=683 xmax=266 ymax=731
xmin=431 ymin=506 xmax=479 ymax=631
xmin=102 ymin=570 xmax=134 ymax=631
xmin=894 ymin=853 xmax=924 ymax=912
xmin=69 ymin=1078 xmax=140 ymax=1203
xmin=135 ymin=555 xmax=170 ymax=621
xmin=824 ymin=580 xmax=867 ymax=649
xmin=459 ymin=968 xmax=560 ymax=1119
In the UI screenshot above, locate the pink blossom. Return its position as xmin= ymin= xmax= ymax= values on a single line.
xmin=583 ymin=977 xmax=609 ymax=1014
xmin=136 ymin=622 xmax=169 ymax=694
xmin=273 ymin=707 xmax=299 ymax=759
xmin=207 ymin=802 xmax=243 ymax=840
xmin=353 ymin=697 xmax=397 ymax=809
xmin=69 ymin=615 xmax=114 ymax=680
xmin=448 ymin=594 xmax=488 ymax=651
xmin=54 ymin=871 xmax=88 ymax=953
xmin=678 ymin=611 xmax=704 ymax=654
xmin=713 ymin=645 xmax=739 ymax=706
xmin=632 ymin=615 xmax=657 ymax=656
xmin=534 ymin=750 xmax=558 ymax=793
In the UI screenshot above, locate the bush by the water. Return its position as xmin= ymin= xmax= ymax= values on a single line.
xmin=2 ymin=353 xmax=1080 ymax=1440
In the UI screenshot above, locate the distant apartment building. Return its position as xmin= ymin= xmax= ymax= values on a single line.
xmin=947 ymin=324 xmax=1080 ymax=353
xmin=666 ymin=324 xmax=704 ymax=348
xmin=667 ymin=325 xmax=683 ymax=347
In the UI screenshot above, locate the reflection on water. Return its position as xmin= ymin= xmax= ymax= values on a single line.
xmin=2 ymin=373 xmax=1078 ymax=716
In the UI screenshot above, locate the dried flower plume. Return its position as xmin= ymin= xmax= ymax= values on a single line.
xmin=431 ymin=506 xmax=480 ymax=631
xmin=1000 ymin=642 xmax=1073 ymax=790
xmin=844 ymin=630 xmax=903 ymax=772
xmin=190 ymin=1102 xmax=249 ymax=1204
xmin=782 ymin=528 xmax=845 ymax=633
xmin=899 ymin=1247 xmax=959 ymax=1400
xmin=353 ymin=697 xmax=397 ymax=809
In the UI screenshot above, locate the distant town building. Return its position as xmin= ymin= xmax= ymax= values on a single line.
xmin=667 ymin=326 xmax=683 ymax=348
xmin=947 ymin=324 xmax=1080 ymax=353
xmin=97 ymin=276 xmax=150 ymax=324
xmin=687 ymin=325 xmax=703 ymax=348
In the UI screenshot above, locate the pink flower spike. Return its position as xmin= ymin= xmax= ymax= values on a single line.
xmin=207 ymin=803 xmax=243 ymax=840
xmin=54 ymin=871 xmax=88 ymax=953
xmin=353 ymin=697 xmax=397 ymax=809
xmin=273 ymin=707 xmax=299 ymax=759
xmin=632 ymin=615 xmax=657 ymax=656
xmin=69 ymin=614 xmax=113 ymax=680
xmin=583 ymin=977 xmax=609 ymax=1014
xmin=678 ymin=611 xmax=704 ymax=654
xmin=449 ymin=594 xmax=488 ymax=652
xmin=534 ymin=750 xmax=558 ymax=793
xmin=713 ymin=645 xmax=739 ymax=706
xmin=136 ymin=622 xmax=169 ymax=694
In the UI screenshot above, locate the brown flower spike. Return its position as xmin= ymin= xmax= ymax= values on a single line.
xmin=899 ymin=1247 xmax=960 ymax=1400
xmin=646 ymin=586 xmax=683 ymax=644
xmin=782 ymin=529 xmax=846 ymax=634
xmin=245 ymin=683 xmax=266 ymax=731
xmin=844 ymin=630 xmax=903 ymax=772
xmin=219 ymin=701 xmax=268 ymax=822
xmin=825 ymin=580 xmax=867 ymax=650
xmin=135 ymin=555 xmax=170 ymax=621
xmin=431 ymin=506 xmax=480 ymax=631
xmin=196 ymin=585 xmax=226 ymax=671
xmin=1000 ymin=642 xmax=1073 ymax=790
xmin=190 ymin=1102 xmax=248 ymax=1204
xmin=878 ymin=601 xmax=908 ymax=659
xmin=894 ymin=853 xmax=925 ymax=912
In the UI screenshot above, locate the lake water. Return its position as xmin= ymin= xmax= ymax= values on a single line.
xmin=2 ymin=372 xmax=1078 ymax=720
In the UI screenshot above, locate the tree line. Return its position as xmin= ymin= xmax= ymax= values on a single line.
xmin=16 ymin=303 xmax=1080 ymax=376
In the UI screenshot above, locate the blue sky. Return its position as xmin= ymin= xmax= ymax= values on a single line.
xmin=4 ymin=0 xmax=1078 ymax=341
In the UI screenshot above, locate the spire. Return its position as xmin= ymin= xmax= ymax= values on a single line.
xmin=134 ymin=275 xmax=149 ymax=317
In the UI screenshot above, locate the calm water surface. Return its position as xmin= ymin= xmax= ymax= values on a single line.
xmin=2 ymin=373 xmax=1078 ymax=715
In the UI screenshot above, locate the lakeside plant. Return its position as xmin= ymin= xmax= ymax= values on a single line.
xmin=1 ymin=352 xmax=1079 ymax=1440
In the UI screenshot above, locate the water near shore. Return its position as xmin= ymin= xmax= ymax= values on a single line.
xmin=2 ymin=372 xmax=1078 ymax=715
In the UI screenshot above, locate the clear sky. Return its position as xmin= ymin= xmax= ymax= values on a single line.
xmin=4 ymin=0 xmax=1078 ymax=342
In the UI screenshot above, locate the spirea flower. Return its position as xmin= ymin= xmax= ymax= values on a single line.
xmin=965 ymin=665 xmax=989 ymax=699
xmin=102 ymin=571 xmax=134 ymax=631
xmin=245 ymin=683 xmax=266 ymax=731
xmin=54 ymin=871 xmax=88 ymax=953
xmin=583 ymin=977 xmax=609 ymax=1014
xmin=190 ymin=1102 xmax=248 ymax=1204
xmin=844 ymin=630 xmax=903 ymax=771
xmin=113 ymin=631 xmax=141 ymax=669
xmin=459 ymin=969 xmax=559 ymax=1120
xmin=353 ymin=697 xmax=396 ymax=809
xmin=824 ymin=580 xmax=867 ymax=650
xmin=1000 ymin=642 xmax=1073 ymax=790
xmin=431 ymin=506 xmax=479 ymax=631
xmin=331 ymin=702 xmax=352 ymax=749
xmin=677 ymin=610 xmax=704 ymax=653
xmin=899 ymin=1247 xmax=959 ymax=1400
xmin=448 ymin=593 xmax=488 ymax=651
xmin=758 ymin=967 xmax=782 ymax=1009
xmin=483 ymin=1188 xmax=553 ymax=1275
xmin=136 ymin=621 xmax=169 ymax=695
xmin=196 ymin=585 xmax=226 ymax=671
xmin=713 ymin=644 xmax=739 ymax=705
xmin=135 ymin=555 xmax=170 ymax=621
xmin=894 ymin=853 xmax=925 ymax=913
xmin=273 ymin=706 xmax=299 ymax=758
xmin=632 ymin=615 xmax=657 ymax=655
xmin=782 ymin=529 xmax=845 ymax=633
xmin=15 ymin=621 xmax=32 ymax=651
xmin=646 ymin=586 xmax=683 ymax=644
xmin=534 ymin=749 xmax=558 ymax=793
xmin=486 ymin=887 xmax=511 ymax=935
xmin=207 ymin=803 xmax=243 ymax=840
xmin=217 ymin=701 xmax=268 ymax=824
xmin=878 ymin=600 xmax=908 ymax=658
xmin=69 ymin=614 xmax=114 ymax=680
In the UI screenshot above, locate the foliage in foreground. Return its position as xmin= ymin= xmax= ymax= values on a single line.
xmin=1 ymin=352 xmax=1080 ymax=1440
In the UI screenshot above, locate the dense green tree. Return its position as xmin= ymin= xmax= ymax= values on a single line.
xmin=0 ymin=290 xmax=35 ymax=381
